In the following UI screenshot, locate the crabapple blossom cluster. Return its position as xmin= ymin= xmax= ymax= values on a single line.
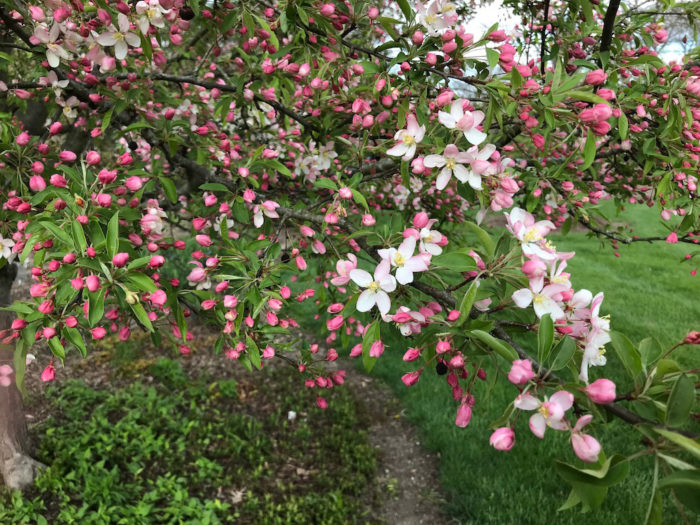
xmin=507 ymin=208 xmax=611 ymax=383
xmin=0 ymin=0 xmax=697 ymax=510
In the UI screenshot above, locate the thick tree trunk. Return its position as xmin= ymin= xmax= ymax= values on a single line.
xmin=0 ymin=263 xmax=41 ymax=490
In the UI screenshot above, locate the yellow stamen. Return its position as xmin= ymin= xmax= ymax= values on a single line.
xmin=368 ymin=281 xmax=380 ymax=292
xmin=393 ymin=253 xmax=406 ymax=267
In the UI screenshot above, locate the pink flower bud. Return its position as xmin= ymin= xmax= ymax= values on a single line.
xmin=125 ymin=176 xmax=143 ymax=191
xmin=91 ymin=327 xmax=107 ymax=339
xmin=29 ymin=175 xmax=46 ymax=192
xmin=112 ymin=253 xmax=129 ymax=267
xmin=401 ymin=370 xmax=422 ymax=387
xmin=369 ymin=340 xmax=384 ymax=358
xmin=455 ymin=403 xmax=472 ymax=427
xmin=436 ymin=340 xmax=451 ymax=354
xmin=585 ymin=378 xmax=616 ymax=403
xmin=489 ymin=427 xmax=515 ymax=450
xmin=59 ymin=150 xmax=77 ymax=162
xmin=85 ymin=151 xmax=101 ymax=166
xmin=150 ymin=289 xmax=167 ymax=306
xmin=403 ymin=348 xmax=421 ymax=361
xmin=508 ymin=359 xmax=534 ymax=385
xmin=86 ymin=275 xmax=100 ymax=292
xmin=585 ymin=69 xmax=608 ymax=86
xmin=326 ymin=315 xmax=344 ymax=331
xmin=41 ymin=364 xmax=55 ymax=382
xmin=413 ymin=212 xmax=429 ymax=228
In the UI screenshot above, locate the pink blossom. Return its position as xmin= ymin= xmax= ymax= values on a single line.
xmin=41 ymin=363 xmax=55 ymax=382
xmin=585 ymin=378 xmax=616 ymax=404
xmin=571 ymin=415 xmax=601 ymax=462
xmin=112 ymin=252 xmax=129 ymax=267
xmin=489 ymin=427 xmax=515 ymax=450
xmin=585 ymin=69 xmax=608 ymax=86
xmin=508 ymin=359 xmax=535 ymax=385
xmin=455 ymin=402 xmax=472 ymax=427
xmin=386 ymin=114 xmax=426 ymax=161
xmin=150 ymin=289 xmax=167 ymax=306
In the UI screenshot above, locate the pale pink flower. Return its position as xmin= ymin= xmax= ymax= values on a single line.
xmin=386 ymin=114 xmax=426 ymax=161
xmin=571 ymin=415 xmax=601 ymax=462
xmin=512 ymin=279 xmax=567 ymax=320
xmin=438 ymin=99 xmax=487 ymax=145
xmin=378 ymin=236 xmax=429 ymax=285
xmin=33 ymin=23 xmax=71 ymax=67
xmin=135 ymin=0 xmax=169 ymax=34
xmin=514 ymin=391 xmax=573 ymax=438
xmin=95 ymin=14 xmax=140 ymax=60
xmin=331 ymin=254 xmax=358 ymax=286
xmin=350 ymin=259 xmax=397 ymax=315
xmin=253 ymin=200 xmax=280 ymax=227
xmin=580 ymin=292 xmax=610 ymax=382
xmin=505 ymin=207 xmax=557 ymax=260
xmin=419 ymin=226 xmax=443 ymax=255
xmin=424 ymin=144 xmax=474 ymax=190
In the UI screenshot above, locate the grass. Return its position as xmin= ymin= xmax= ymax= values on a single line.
xmin=364 ymin=203 xmax=698 ymax=524
xmin=0 ymin=358 xmax=378 ymax=524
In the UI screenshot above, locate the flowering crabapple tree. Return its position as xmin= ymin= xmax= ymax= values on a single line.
xmin=0 ymin=0 xmax=698 ymax=516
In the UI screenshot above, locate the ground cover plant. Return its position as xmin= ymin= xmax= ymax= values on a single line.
xmin=0 ymin=0 xmax=698 ymax=522
xmin=0 ymin=345 xmax=378 ymax=524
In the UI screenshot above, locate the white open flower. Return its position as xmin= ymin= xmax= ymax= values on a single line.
xmin=0 ymin=235 xmax=16 ymax=261
xmin=438 ymin=99 xmax=487 ymax=145
xmin=424 ymin=144 xmax=473 ymax=190
xmin=95 ymin=14 xmax=140 ymax=60
xmin=386 ymin=114 xmax=426 ymax=161
xmin=378 ymin=236 xmax=429 ymax=285
xmin=350 ymin=259 xmax=396 ymax=314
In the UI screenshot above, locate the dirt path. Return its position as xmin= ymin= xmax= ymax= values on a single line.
xmin=344 ymin=367 xmax=449 ymax=525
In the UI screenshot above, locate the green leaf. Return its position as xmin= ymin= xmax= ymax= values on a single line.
xmin=456 ymin=281 xmax=478 ymax=326
xmin=64 ymin=327 xmax=87 ymax=357
xmin=106 ymin=212 xmax=120 ymax=258
xmin=568 ymin=90 xmax=608 ymax=104
xmin=313 ymin=178 xmax=338 ymax=191
xmin=618 ymin=113 xmax=629 ymax=140
xmin=665 ymin=374 xmax=695 ymax=427
xmin=657 ymin=470 xmax=700 ymax=492
xmin=469 ymin=330 xmax=518 ymax=362
xmin=432 ymin=250 xmax=477 ymax=272
xmin=351 ymin=189 xmax=369 ymax=211
xmin=486 ymin=48 xmax=499 ymax=69
xmin=88 ymin=289 xmax=105 ymax=327
xmin=537 ymin=314 xmax=554 ymax=364
xmin=610 ymin=331 xmax=643 ymax=380
xmin=361 ymin=321 xmax=380 ymax=372
xmin=71 ymin=221 xmax=87 ymax=254
xmin=465 ymin=222 xmax=495 ymax=258
xmin=246 ymin=336 xmax=261 ymax=370
xmin=48 ymin=337 xmax=66 ymax=361
xmin=129 ymin=302 xmax=154 ymax=332
xmin=581 ymin=129 xmax=596 ymax=170
xmin=653 ymin=428 xmax=700 ymax=460
xmin=199 ymin=182 xmax=230 ymax=192
xmin=160 ymin=177 xmax=177 ymax=203
xmin=638 ymin=337 xmax=663 ymax=370
xmin=126 ymin=274 xmax=158 ymax=293
xmin=13 ymin=340 xmax=27 ymax=394
xmin=396 ymin=0 xmax=412 ymax=20
xmin=549 ymin=336 xmax=576 ymax=370
xmin=40 ymin=221 xmax=73 ymax=247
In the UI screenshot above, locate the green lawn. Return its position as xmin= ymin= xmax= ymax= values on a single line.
xmin=366 ymin=203 xmax=698 ymax=524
